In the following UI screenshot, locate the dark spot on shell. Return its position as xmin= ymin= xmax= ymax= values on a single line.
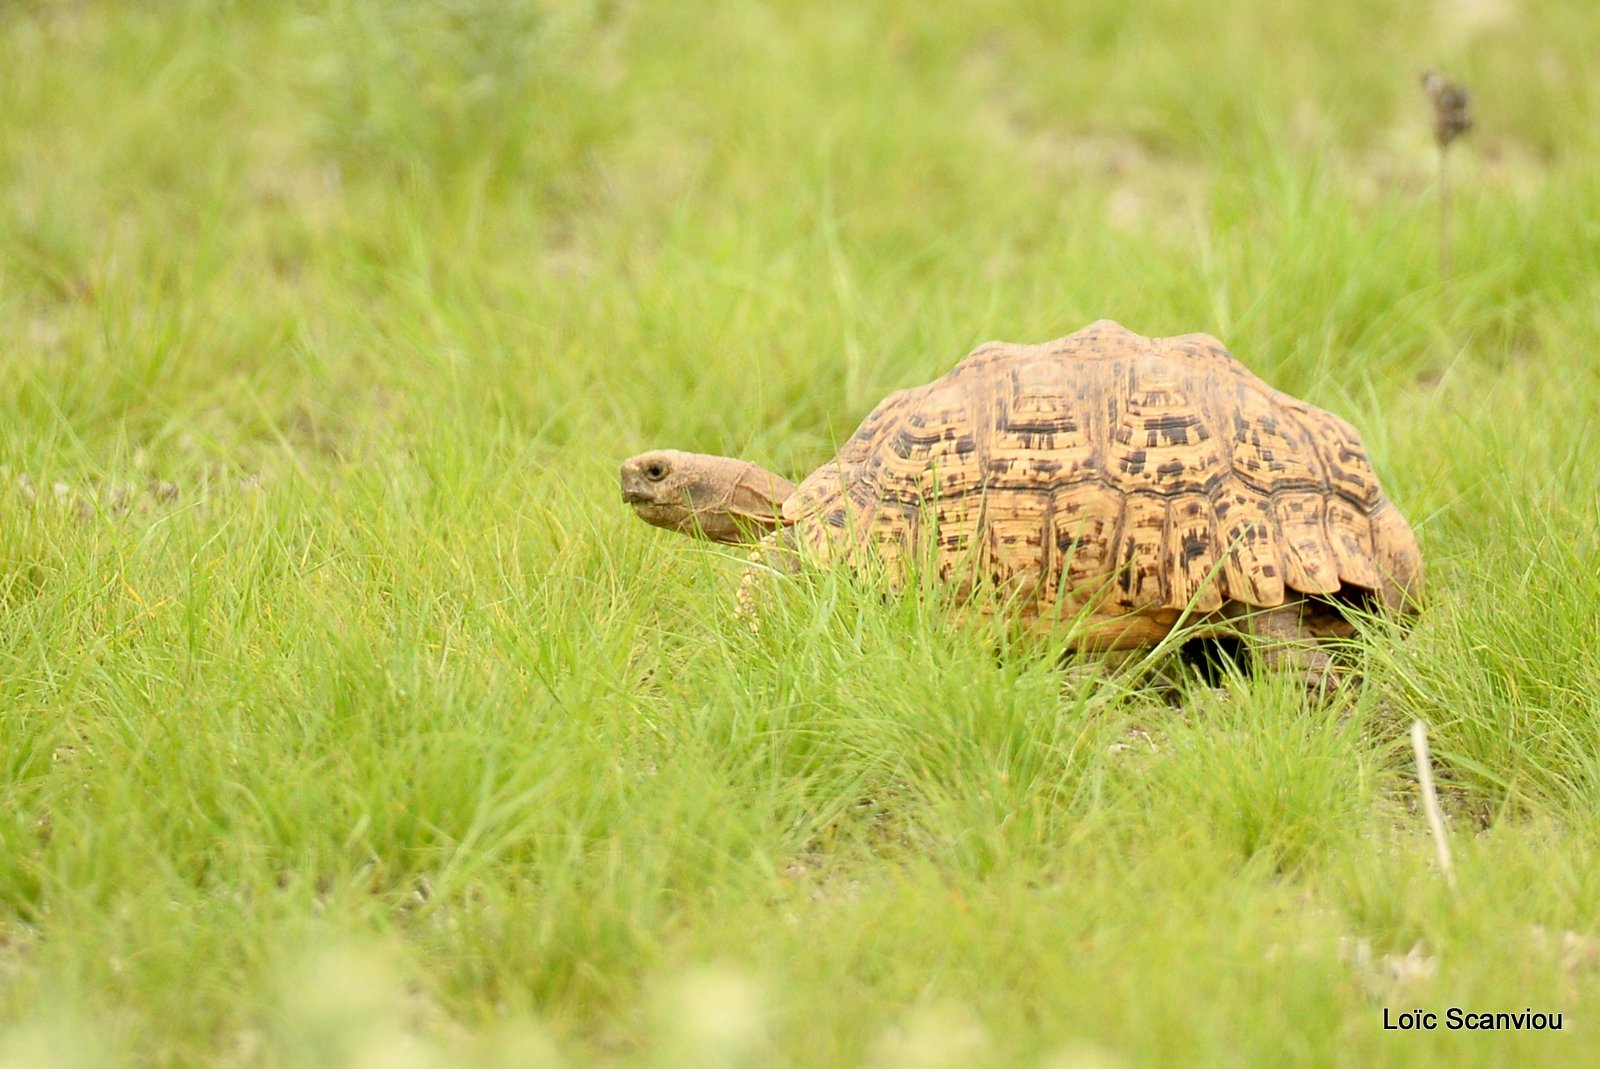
xmin=1143 ymin=414 xmax=1196 ymax=445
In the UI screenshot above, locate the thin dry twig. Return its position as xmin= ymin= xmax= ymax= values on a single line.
xmin=1410 ymin=719 xmax=1455 ymax=887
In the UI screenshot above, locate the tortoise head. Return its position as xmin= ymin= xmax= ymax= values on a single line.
xmin=620 ymin=449 xmax=796 ymax=544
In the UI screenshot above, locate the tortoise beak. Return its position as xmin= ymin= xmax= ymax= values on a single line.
xmin=621 ymin=487 xmax=652 ymax=505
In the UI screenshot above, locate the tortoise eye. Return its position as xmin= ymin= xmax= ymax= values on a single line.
xmin=644 ymin=462 xmax=667 ymax=482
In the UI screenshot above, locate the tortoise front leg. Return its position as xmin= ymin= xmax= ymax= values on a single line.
xmin=1244 ymin=599 xmax=1341 ymax=695
xmin=736 ymin=529 xmax=803 ymax=628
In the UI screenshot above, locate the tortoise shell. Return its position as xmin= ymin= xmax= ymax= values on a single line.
xmin=779 ymin=320 xmax=1421 ymax=645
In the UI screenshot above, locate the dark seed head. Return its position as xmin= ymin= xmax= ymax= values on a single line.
xmin=1420 ymin=70 xmax=1473 ymax=149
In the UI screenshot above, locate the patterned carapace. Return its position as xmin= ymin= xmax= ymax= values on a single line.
xmin=780 ymin=320 xmax=1421 ymax=644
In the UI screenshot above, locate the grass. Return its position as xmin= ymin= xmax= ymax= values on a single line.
xmin=2 ymin=0 xmax=1599 ymax=1065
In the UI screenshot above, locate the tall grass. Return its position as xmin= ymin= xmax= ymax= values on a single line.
xmin=2 ymin=0 xmax=1599 ymax=1065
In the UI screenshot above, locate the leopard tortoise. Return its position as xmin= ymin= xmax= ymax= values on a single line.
xmin=620 ymin=320 xmax=1421 ymax=683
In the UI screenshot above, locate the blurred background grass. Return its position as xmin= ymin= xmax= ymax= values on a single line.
xmin=2 ymin=1 xmax=1599 ymax=1066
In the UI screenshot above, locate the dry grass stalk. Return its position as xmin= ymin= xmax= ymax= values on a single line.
xmin=1410 ymin=719 xmax=1456 ymax=887
xmin=1420 ymin=71 xmax=1474 ymax=279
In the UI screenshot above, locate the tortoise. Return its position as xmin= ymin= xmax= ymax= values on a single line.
xmin=620 ymin=320 xmax=1421 ymax=684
